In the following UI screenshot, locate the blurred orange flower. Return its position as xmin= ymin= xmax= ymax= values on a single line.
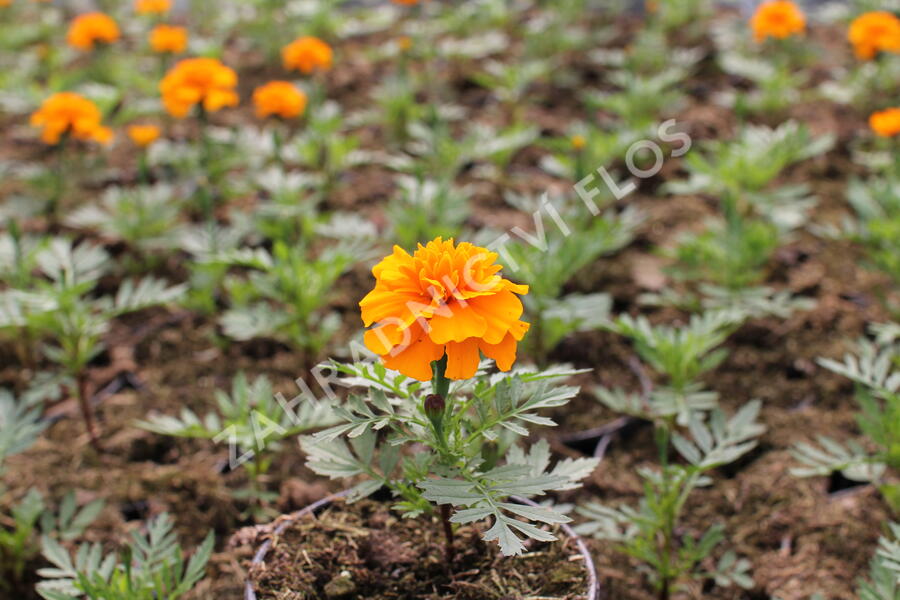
xmin=848 ymin=12 xmax=900 ymax=60
xmin=750 ymin=1 xmax=805 ymax=42
xmin=135 ymin=0 xmax=170 ymax=14
xmin=150 ymin=24 xmax=188 ymax=54
xmin=360 ymin=238 xmax=530 ymax=381
xmin=0 ymin=1 xmax=12 ymax=8
xmin=127 ymin=124 xmax=161 ymax=147
xmin=67 ymin=12 xmax=120 ymax=51
xmin=160 ymin=57 xmax=239 ymax=118
xmin=30 ymin=92 xmax=113 ymax=145
xmin=392 ymin=0 xmax=421 ymax=4
xmin=282 ymin=36 xmax=332 ymax=74
xmin=870 ymin=108 xmax=900 ymax=137
xmin=253 ymin=81 xmax=307 ymax=119
xmin=571 ymin=134 xmax=586 ymax=150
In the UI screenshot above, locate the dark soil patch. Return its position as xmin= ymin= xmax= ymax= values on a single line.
xmin=247 ymin=498 xmax=592 ymax=600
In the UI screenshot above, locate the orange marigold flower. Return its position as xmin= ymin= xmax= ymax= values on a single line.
xmin=0 ymin=0 xmax=12 ymax=8
xmin=571 ymin=134 xmax=586 ymax=150
xmin=159 ymin=57 xmax=239 ymax=118
xmin=360 ymin=238 xmax=530 ymax=382
xmin=392 ymin=0 xmax=421 ymax=4
xmin=135 ymin=0 xmax=170 ymax=14
xmin=848 ymin=12 xmax=900 ymax=60
xmin=282 ymin=36 xmax=332 ymax=74
xmin=870 ymin=107 xmax=900 ymax=137
xmin=750 ymin=1 xmax=805 ymax=42
xmin=67 ymin=12 xmax=120 ymax=51
xmin=127 ymin=124 xmax=161 ymax=147
xmin=252 ymin=81 xmax=307 ymax=119
xmin=30 ymin=92 xmax=113 ymax=145
xmin=150 ymin=24 xmax=188 ymax=54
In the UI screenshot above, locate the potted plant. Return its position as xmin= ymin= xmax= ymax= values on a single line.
xmin=245 ymin=238 xmax=600 ymax=599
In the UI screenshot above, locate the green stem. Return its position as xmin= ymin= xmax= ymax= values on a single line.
xmin=197 ymin=106 xmax=215 ymax=222
xmin=50 ymin=136 xmax=68 ymax=218
xmin=271 ymin=126 xmax=284 ymax=168
xmin=76 ymin=371 xmax=101 ymax=452
xmin=431 ymin=356 xmax=450 ymax=399
xmin=654 ymin=423 xmax=673 ymax=598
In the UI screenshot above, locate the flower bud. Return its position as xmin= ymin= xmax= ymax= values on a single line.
xmin=424 ymin=394 xmax=445 ymax=419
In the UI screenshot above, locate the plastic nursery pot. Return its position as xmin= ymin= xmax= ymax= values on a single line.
xmin=245 ymin=490 xmax=599 ymax=600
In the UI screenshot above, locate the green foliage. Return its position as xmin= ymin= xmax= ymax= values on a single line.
xmin=717 ymin=52 xmax=808 ymax=117
xmin=23 ymin=239 xmax=185 ymax=378
xmin=667 ymin=218 xmax=780 ymax=291
xmin=0 ymin=388 xmax=47 ymax=468
xmin=405 ymin=119 xmax=538 ymax=183
xmin=586 ymin=69 xmax=688 ymax=130
xmin=37 ymin=513 xmax=213 ymax=600
xmin=596 ymin=310 xmax=744 ymax=424
xmin=1 ymin=486 xmax=105 ymax=594
xmin=792 ymin=326 xmax=900 ymax=508
xmin=301 ymin=361 xmax=598 ymax=555
xmin=501 ymin=193 xmax=640 ymax=362
xmin=858 ymin=523 xmax=900 ymax=600
xmin=844 ymin=177 xmax=900 ymax=285
xmin=136 ymin=373 xmax=336 ymax=513
xmin=577 ymin=403 xmax=764 ymax=595
xmin=670 ymin=121 xmax=833 ymax=200
xmin=646 ymin=0 xmax=713 ymax=34
xmin=470 ymin=59 xmax=551 ymax=114
xmin=214 ymin=239 xmax=362 ymax=361
xmin=65 ymin=184 xmax=183 ymax=253
xmin=387 ymin=176 xmax=469 ymax=249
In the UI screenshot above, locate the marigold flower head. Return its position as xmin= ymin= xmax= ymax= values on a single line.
xmin=392 ymin=0 xmax=421 ymax=4
xmin=159 ymin=57 xmax=239 ymax=118
xmin=750 ymin=1 xmax=805 ymax=42
xmin=252 ymin=81 xmax=307 ymax=120
xmin=282 ymin=36 xmax=332 ymax=74
xmin=360 ymin=238 xmax=530 ymax=381
xmin=571 ymin=134 xmax=586 ymax=150
xmin=135 ymin=0 xmax=170 ymax=14
xmin=848 ymin=12 xmax=900 ymax=60
xmin=127 ymin=124 xmax=161 ymax=147
xmin=870 ymin=108 xmax=900 ymax=137
xmin=30 ymin=92 xmax=113 ymax=145
xmin=0 ymin=0 xmax=11 ymax=8
xmin=67 ymin=12 xmax=120 ymax=51
xmin=397 ymin=36 xmax=412 ymax=52
xmin=150 ymin=24 xmax=188 ymax=54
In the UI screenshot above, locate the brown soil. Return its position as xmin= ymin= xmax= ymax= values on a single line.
xmin=247 ymin=497 xmax=592 ymax=600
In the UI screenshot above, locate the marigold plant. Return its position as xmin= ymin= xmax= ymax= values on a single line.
xmin=149 ymin=24 xmax=187 ymax=54
xmin=127 ymin=124 xmax=160 ymax=147
xmin=750 ymin=0 xmax=805 ymax=42
xmin=360 ymin=237 xmax=530 ymax=382
xmin=848 ymin=12 xmax=900 ymax=60
xmin=30 ymin=92 xmax=112 ymax=145
xmin=159 ymin=57 xmax=239 ymax=118
xmin=66 ymin=12 xmax=120 ymax=51
xmin=134 ymin=0 xmax=170 ymax=15
xmin=252 ymin=81 xmax=307 ymax=119
xmin=282 ymin=36 xmax=332 ymax=74
xmin=870 ymin=107 xmax=900 ymax=137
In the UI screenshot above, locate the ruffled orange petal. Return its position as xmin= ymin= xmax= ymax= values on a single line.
xmin=445 ymin=338 xmax=480 ymax=380
xmin=381 ymin=325 xmax=444 ymax=382
xmin=479 ymin=333 xmax=517 ymax=372
xmin=466 ymin=290 xmax=525 ymax=344
xmin=427 ymin=300 xmax=488 ymax=344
